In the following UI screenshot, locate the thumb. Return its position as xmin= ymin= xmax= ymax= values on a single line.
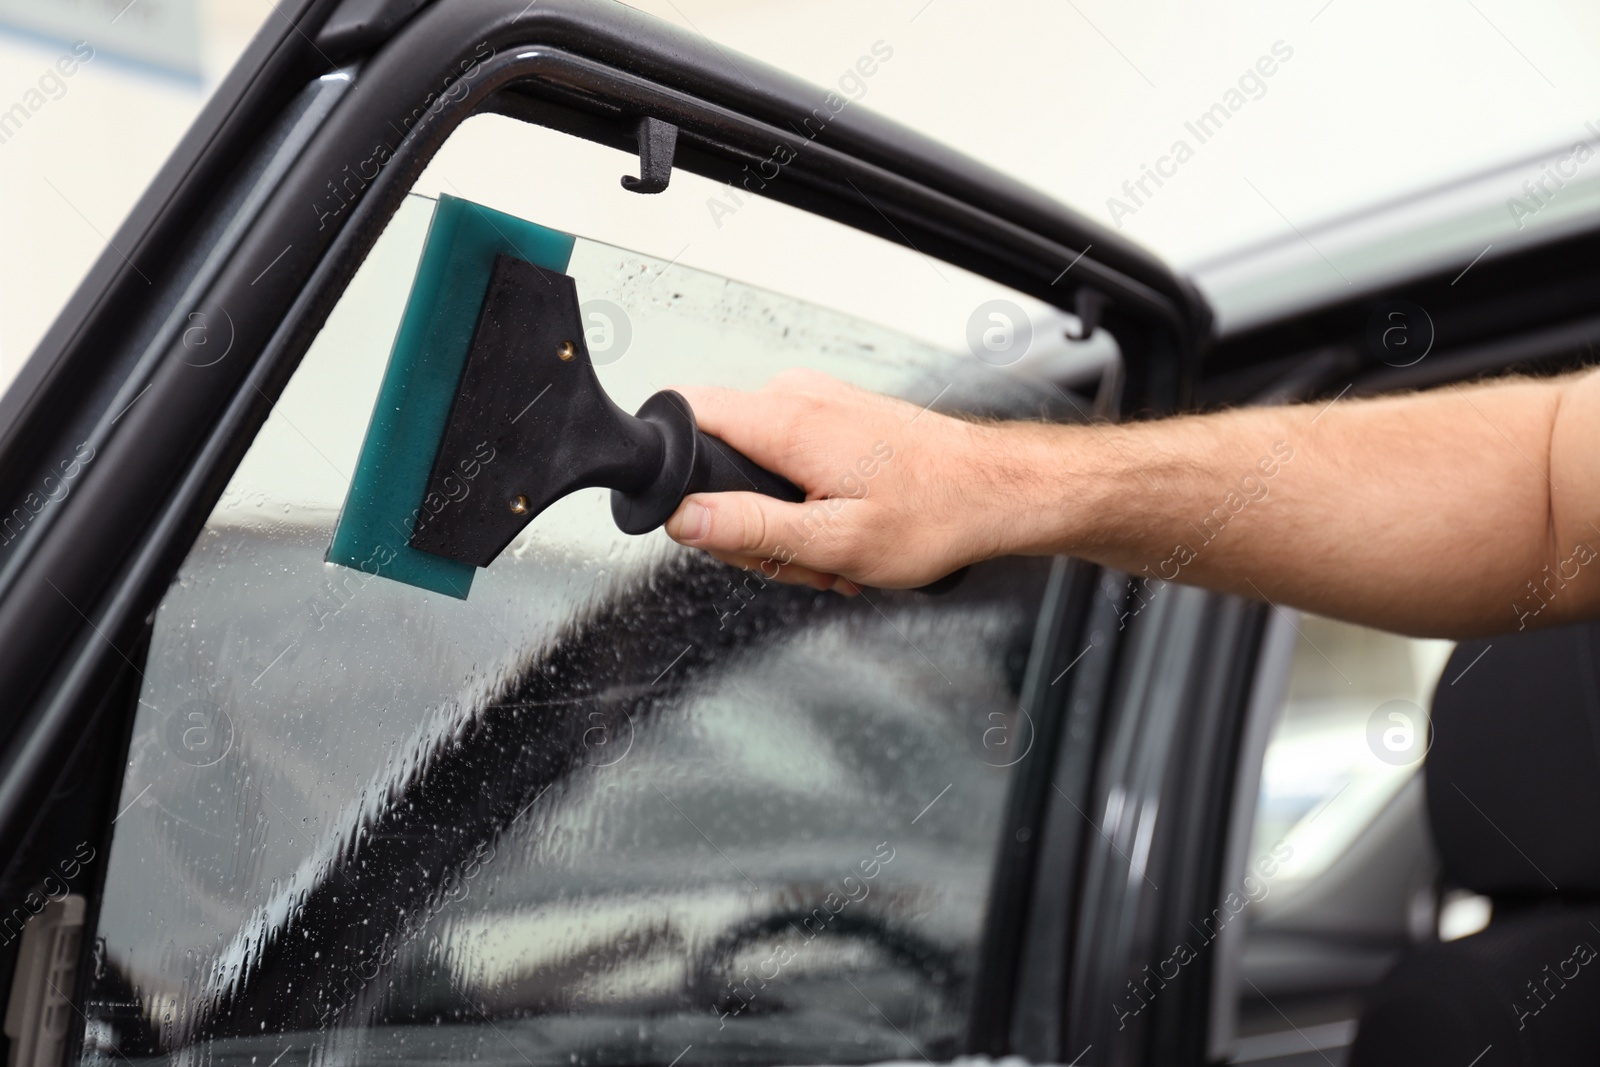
xmin=665 ymin=492 xmax=815 ymax=564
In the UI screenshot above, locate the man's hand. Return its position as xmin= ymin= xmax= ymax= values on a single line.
xmin=664 ymin=369 xmax=1039 ymax=593
xmin=665 ymin=365 xmax=1600 ymax=639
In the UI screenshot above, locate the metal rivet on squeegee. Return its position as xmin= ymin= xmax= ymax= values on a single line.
xmin=508 ymin=495 xmax=529 ymax=515
xmin=557 ymin=340 xmax=576 ymax=361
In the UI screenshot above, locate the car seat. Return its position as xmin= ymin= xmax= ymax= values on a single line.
xmin=1348 ymin=621 xmax=1600 ymax=1066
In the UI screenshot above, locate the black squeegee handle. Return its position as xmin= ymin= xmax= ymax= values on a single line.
xmin=693 ymin=429 xmax=808 ymax=503
xmin=610 ymin=390 xmax=798 ymax=536
xmin=611 ymin=390 xmax=965 ymax=594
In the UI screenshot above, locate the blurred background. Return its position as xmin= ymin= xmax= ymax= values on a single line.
xmin=4 ymin=0 xmax=1600 ymax=392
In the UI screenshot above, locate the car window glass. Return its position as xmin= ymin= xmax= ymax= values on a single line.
xmin=80 ymin=124 xmax=1085 ymax=1066
xmin=417 ymin=113 xmax=1095 ymax=371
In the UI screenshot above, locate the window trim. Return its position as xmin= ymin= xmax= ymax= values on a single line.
xmin=1062 ymin=583 xmax=1267 ymax=1065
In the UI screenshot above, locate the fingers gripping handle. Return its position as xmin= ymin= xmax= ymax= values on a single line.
xmin=610 ymin=390 xmax=798 ymax=535
xmin=690 ymin=437 xmax=966 ymax=594
xmin=692 ymin=430 xmax=805 ymax=502
xmin=610 ymin=390 xmax=965 ymax=594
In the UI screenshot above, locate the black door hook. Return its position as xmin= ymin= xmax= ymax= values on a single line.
xmin=621 ymin=116 xmax=678 ymax=194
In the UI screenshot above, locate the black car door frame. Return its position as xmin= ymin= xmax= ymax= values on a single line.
xmin=0 ymin=0 xmax=1211 ymax=1061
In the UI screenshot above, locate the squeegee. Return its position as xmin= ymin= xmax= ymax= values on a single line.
xmin=327 ymin=194 xmax=802 ymax=599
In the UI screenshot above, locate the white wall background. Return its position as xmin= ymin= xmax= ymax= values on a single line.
xmin=3 ymin=0 xmax=1599 ymax=391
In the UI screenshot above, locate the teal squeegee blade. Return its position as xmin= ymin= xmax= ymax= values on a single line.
xmin=326 ymin=193 xmax=576 ymax=599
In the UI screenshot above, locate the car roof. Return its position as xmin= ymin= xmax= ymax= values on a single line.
xmin=1189 ymin=132 xmax=1600 ymax=337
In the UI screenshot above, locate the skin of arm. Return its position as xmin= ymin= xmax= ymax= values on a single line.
xmin=662 ymin=366 xmax=1600 ymax=639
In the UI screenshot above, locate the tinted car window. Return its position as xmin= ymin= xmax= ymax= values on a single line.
xmin=80 ymin=165 xmax=1084 ymax=1065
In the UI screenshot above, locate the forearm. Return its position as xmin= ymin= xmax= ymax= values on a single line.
xmin=983 ymin=372 xmax=1600 ymax=637
xmin=668 ymin=367 xmax=1600 ymax=639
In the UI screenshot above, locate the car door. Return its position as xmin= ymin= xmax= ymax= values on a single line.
xmin=0 ymin=3 xmax=1211 ymax=1066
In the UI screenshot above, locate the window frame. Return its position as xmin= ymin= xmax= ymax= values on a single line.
xmin=1062 ymin=583 xmax=1268 ymax=1066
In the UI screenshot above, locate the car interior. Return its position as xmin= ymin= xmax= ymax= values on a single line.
xmin=1348 ymin=622 xmax=1600 ymax=1067
xmin=0 ymin=3 xmax=1597 ymax=1067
